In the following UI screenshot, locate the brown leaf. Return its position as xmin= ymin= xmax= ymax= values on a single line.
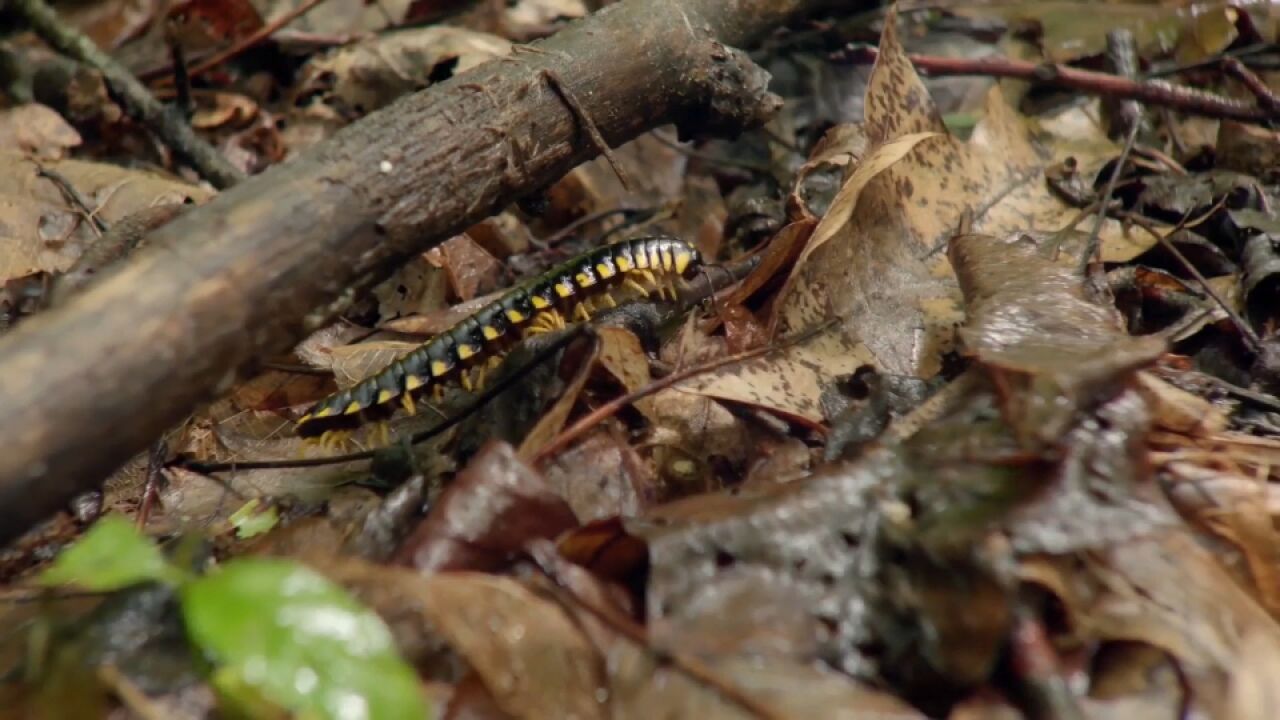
xmin=674 ymin=326 xmax=874 ymax=423
xmin=593 ymin=326 xmax=654 ymax=420
xmin=418 ymin=573 xmax=606 ymax=720
xmin=166 ymin=0 xmax=264 ymax=50
xmin=949 ymin=232 xmax=1166 ymax=442
xmin=293 ymin=27 xmax=511 ymax=119
xmin=439 ymin=234 xmax=503 ymax=302
xmin=542 ymin=427 xmax=653 ymax=521
xmin=190 ymin=91 xmax=259 ymax=130
xmin=542 ymin=132 xmax=688 ymax=226
xmin=394 ymin=441 xmax=578 ymax=572
xmin=1023 ymin=531 xmax=1280 ymax=717
xmin=0 ymin=105 xmax=81 ymax=160
xmin=0 ymin=153 xmax=211 ymax=283
xmin=787 ymin=131 xmax=938 ymax=283
xmin=381 ymin=290 xmax=500 ymax=336
xmin=783 ymin=7 xmax=1138 ymax=381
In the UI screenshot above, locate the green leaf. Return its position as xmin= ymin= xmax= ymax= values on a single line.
xmin=39 ymin=515 xmax=183 ymax=590
xmin=229 ymin=499 xmax=280 ymax=539
xmin=182 ymin=558 xmax=429 ymax=720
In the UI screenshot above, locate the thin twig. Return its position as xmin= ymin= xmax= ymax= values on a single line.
xmin=1121 ymin=209 xmax=1263 ymax=353
xmin=136 ymin=439 xmax=168 ymax=530
xmin=10 ymin=0 xmax=243 ymax=188
xmin=543 ymin=68 xmax=633 ymax=191
xmin=1221 ymin=58 xmax=1280 ymax=115
xmin=533 ymin=319 xmax=836 ymax=464
xmin=1080 ymin=123 xmax=1139 ymax=277
xmin=834 ymin=46 xmax=1277 ymax=123
xmin=36 ymin=166 xmax=108 ymax=235
xmin=1144 ymin=43 xmax=1276 ymax=79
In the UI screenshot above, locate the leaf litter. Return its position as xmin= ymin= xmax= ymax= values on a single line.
xmin=7 ymin=1 xmax=1280 ymax=719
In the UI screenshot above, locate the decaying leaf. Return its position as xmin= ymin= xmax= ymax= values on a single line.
xmin=516 ymin=336 xmax=598 ymax=460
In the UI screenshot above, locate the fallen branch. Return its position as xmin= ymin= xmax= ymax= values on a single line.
xmin=0 ymin=0 xmax=831 ymax=543
xmin=8 ymin=0 xmax=244 ymax=188
xmin=834 ymin=45 xmax=1277 ymax=124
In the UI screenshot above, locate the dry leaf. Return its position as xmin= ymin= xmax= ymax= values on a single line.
xmin=788 ymin=131 xmax=938 ymax=281
xmin=419 ymin=573 xmax=606 ymax=720
xmin=0 ymin=153 xmax=211 ymax=282
xmin=327 ymin=340 xmax=419 ymax=388
xmin=594 ymin=326 xmax=654 ymax=420
xmin=516 ymin=338 xmax=598 ymax=460
xmin=675 ymin=326 xmax=874 ymax=423
xmin=783 ymin=7 xmax=1138 ymax=379
xmin=0 ymin=105 xmax=81 ymax=160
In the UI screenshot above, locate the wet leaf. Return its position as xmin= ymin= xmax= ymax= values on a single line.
xmin=39 ymin=515 xmax=184 ymax=590
xmin=949 ymin=232 xmax=1166 ymax=443
xmin=182 ymin=558 xmax=430 ymax=720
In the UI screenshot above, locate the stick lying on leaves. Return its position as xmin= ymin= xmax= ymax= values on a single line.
xmin=0 ymin=0 xmax=834 ymax=545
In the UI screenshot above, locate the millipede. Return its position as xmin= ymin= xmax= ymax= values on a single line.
xmin=295 ymin=236 xmax=704 ymax=442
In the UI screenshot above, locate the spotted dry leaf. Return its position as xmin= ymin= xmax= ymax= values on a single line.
xmin=782 ymin=6 xmax=1136 ymax=379
xmin=676 ymin=329 xmax=874 ymax=423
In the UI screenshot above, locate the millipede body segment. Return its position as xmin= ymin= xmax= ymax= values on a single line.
xmin=295 ymin=236 xmax=703 ymax=438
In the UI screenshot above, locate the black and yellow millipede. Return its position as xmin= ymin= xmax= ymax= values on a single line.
xmin=295 ymin=236 xmax=703 ymax=442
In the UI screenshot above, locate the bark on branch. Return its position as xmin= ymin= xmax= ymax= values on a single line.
xmin=0 ymin=0 xmax=833 ymax=542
